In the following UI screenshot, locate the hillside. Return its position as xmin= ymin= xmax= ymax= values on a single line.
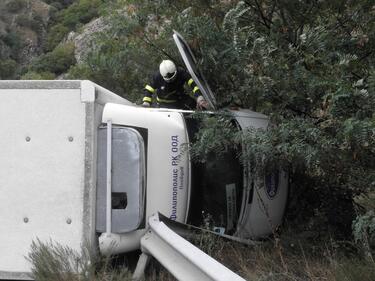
xmin=0 ymin=0 xmax=101 ymax=79
xmin=0 ymin=0 xmax=51 ymax=77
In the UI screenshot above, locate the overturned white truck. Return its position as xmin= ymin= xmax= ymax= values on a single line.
xmin=0 ymin=32 xmax=288 ymax=280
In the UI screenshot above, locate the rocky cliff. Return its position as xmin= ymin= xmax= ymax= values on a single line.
xmin=0 ymin=0 xmax=51 ymax=65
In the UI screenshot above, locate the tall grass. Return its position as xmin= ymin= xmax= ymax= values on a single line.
xmin=28 ymin=235 xmax=375 ymax=281
xmin=27 ymin=239 xmax=131 ymax=281
xmin=189 ymin=229 xmax=375 ymax=281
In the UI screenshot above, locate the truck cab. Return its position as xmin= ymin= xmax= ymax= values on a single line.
xmin=96 ymin=32 xmax=288 ymax=254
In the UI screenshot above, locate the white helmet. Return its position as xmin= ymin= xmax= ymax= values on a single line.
xmin=159 ymin=60 xmax=177 ymax=82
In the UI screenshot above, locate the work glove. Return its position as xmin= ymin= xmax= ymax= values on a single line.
xmin=142 ymin=101 xmax=151 ymax=107
xmin=196 ymin=95 xmax=209 ymax=110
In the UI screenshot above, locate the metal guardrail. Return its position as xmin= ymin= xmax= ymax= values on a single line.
xmin=138 ymin=213 xmax=246 ymax=281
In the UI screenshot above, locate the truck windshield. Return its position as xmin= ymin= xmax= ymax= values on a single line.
xmin=96 ymin=125 xmax=146 ymax=233
xmin=184 ymin=115 xmax=243 ymax=234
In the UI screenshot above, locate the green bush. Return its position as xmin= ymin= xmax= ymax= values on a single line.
xmin=67 ymin=34 xmax=142 ymax=101
xmin=0 ymin=40 xmax=11 ymax=58
xmin=44 ymin=0 xmax=74 ymax=8
xmin=58 ymin=0 xmax=102 ymax=28
xmin=1 ymin=31 xmax=23 ymax=58
xmin=0 ymin=58 xmax=17 ymax=79
xmin=46 ymin=23 xmax=70 ymax=51
xmin=15 ymin=15 xmax=41 ymax=32
xmin=6 ymin=0 xmax=26 ymax=13
xmin=31 ymin=42 xmax=76 ymax=75
xmin=21 ymin=71 xmax=55 ymax=80
xmin=48 ymin=5 xmax=60 ymax=22
xmin=46 ymin=0 xmax=103 ymax=51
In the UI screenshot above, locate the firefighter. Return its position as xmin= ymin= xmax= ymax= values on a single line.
xmin=142 ymin=60 xmax=208 ymax=109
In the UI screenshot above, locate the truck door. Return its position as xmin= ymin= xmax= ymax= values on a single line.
xmin=173 ymin=30 xmax=217 ymax=110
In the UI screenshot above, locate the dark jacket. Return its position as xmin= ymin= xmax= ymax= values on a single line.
xmin=143 ymin=67 xmax=201 ymax=108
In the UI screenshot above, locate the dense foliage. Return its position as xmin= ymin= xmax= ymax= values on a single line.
xmin=45 ymin=0 xmax=104 ymax=51
xmin=0 ymin=28 xmax=23 ymax=79
xmin=0 ymin=0 xmax=105 ymax=79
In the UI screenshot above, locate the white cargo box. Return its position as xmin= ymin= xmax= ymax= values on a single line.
xmin=0 ymin=80 xmax=131 ymax=280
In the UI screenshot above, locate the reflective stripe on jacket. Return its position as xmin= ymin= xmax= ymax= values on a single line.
xmin=143 ymin=67 xmax=201 ymax=104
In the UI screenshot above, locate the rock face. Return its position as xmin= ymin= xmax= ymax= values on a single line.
xmin=22 ymin=0 xmax=50 ymax=64
xmin=67 ymin=17 xmax=109 ymax=64
xmin=0 ymin=0 xmax=51 ymax=65
xmin=2 ymin=0 xmax=114 ymax=63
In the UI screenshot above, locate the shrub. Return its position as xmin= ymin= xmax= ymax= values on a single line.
xmin=1 ymin=31 xmax=23 ymax=58
xmin=5 ymin=0 xmax=26 ymax=13
xmin=44 ymin=0 xmax=74 ymax=8
xmin=21 ymin=71 xmax=55 ymax=80
xmin=46 ymin=0 xmax=103 ymax=51
xmin=15 ymin=15 xmax=41 ymax=32
xmin=67 ymin=34 xmax=142 ymax=102
xmin=58 ymin=0 xmax=102 ymax=28
xmin=0 ymin=40 xmax=11 ymax=58
xmin=28 ymin=239 xmax=132 ymax=281
xmin=46 ymin=23 xmax=70 ymax=51
xmin=0 ymin=58 xmax=17 ymax=79
xmin=31 ymin=42 xmax=76 ymax=75
xmin=48 ymin=5 xmax=60 ymax=23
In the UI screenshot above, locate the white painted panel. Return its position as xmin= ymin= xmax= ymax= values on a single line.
xmin=102 ymin=103 xmax=190 ymax=223
xmin=0 ymin=89 xmax=86 ymax=273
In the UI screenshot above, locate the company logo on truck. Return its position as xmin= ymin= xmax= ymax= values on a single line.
xmin=265 ymin=170 xmax=279 ymax=200
xmin=170 ymin=135 xmax=185 ymax=220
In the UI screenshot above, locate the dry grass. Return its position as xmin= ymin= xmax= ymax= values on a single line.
xmin=28 ymin=234 xmax=375 ymax=281
xmin=145 ymin=259 xmax=176 ymax=281
xmin=185 ymin=228 xmax=375 ymax=281
xmin=28 ymin=239 xmax=132 ymax=281
xmin=212 ymin=238 xmax=375 ymax=281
